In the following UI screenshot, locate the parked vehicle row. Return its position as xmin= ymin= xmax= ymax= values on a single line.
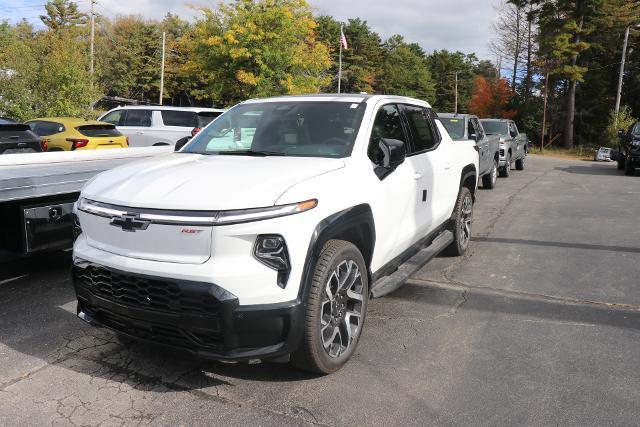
xmin=480 ymin=119 xmax=528 ymax=177
xmin=0 ymin=106 xmax=226 ymax=155
xmin=439 ymin=114 xmax=501 ymax=189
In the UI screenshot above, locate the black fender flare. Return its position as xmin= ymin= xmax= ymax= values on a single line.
xmin=459 ymin=164 xmax=477 ymax=199
xmin=297 ymin=204 xmax=376 ymax=302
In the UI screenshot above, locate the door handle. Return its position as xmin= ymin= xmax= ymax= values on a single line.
xmin=413 ymin=173 xmax=423 ymax=180
xmin=136 ymin=131 xmax=145 ymax=134
xmin=444 ymin=162 xmax=452 ymax=170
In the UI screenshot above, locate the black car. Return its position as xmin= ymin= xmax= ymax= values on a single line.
xmin=618 ymin=121 xmax=640 ymax=176
xmin=0 ymin=119 xmax=45 ymax=154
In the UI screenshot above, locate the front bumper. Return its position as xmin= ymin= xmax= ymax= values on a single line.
xmin=73 ymin=259 xmax=303 ymax=361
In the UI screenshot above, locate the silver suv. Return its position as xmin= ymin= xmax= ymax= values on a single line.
xmin=99 ymin=106 xmax=225 ymax=147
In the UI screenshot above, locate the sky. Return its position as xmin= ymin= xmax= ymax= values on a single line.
xmin=0 ymin=0 xmax=498 ymax=60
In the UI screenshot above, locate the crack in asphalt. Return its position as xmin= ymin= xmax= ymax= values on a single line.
xmin=408 ymin=277 xmax=640 ymax=313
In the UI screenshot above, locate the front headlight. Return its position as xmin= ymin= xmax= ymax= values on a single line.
xmin=215 ymin=199 xmax=318 ymax=225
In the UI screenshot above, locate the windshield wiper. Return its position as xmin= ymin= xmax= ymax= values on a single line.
xmin=214 ymin=150 xmax=286 ymax=157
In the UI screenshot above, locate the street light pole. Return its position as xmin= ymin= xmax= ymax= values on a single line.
xmin=454 ymin=71 xmax=458 ymax=115
xmin=159 ymin=31 xmax=166 ymax=106
xmin=614 ymin=25 xmax=630 ymax=126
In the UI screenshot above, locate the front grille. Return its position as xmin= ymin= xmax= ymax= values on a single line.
xmin=74 ymin=265 xmax=220 ymax=317
xmin=87 ymin=306 xmax=223 ymax=350
xmin=500 ymin=149 xmax=505 ymax=157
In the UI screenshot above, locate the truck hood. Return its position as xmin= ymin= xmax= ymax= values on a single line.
xmin=82 ymin=153 xmax=344 ymax=210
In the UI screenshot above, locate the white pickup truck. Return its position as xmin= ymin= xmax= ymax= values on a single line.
xmin=72 ymin=94 xmax=479 ymax=374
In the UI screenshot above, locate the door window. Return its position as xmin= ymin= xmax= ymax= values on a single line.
xmin=401 ymin=105 xmax=437 ymax=154
xmin=473 ymin=119 xmax=484 ymax=139
xmin=121 ymin=110 xmax=152 ymax=127
xmin=368 ymin=104 xmax=406 ymax=162
xmin=467 ymin=119 xmax=477 ymax=139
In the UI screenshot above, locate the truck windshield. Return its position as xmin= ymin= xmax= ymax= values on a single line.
xmin=481 ymin=121 xmax=509 ymax=136
xmin=440 ymin=118 xmax=465 ymax=140
xmin=182 ymin=101 xmax=367 ymax=158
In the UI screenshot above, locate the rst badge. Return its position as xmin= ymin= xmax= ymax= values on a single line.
xmin=110 ymin=214 xmax=151 ymax=232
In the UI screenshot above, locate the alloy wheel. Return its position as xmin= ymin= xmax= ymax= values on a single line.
xmin=320 ymin=260 xmax=365 ymax=358
xmin=459 ymin=194 xmax=473 ymax=249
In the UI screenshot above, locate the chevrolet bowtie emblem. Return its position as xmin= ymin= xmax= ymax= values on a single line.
xmin=110 ymin=214 xmax=151 ymax=232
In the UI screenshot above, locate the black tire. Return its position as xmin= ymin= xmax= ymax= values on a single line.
xmin=291 ymin=240 xmax=369 ymax=374
xmin=444 ymin=187 xmax=474 ymax=257
xmin=499 ymin=154 xmax=511 ymax=178
xmin=482 ymin=159 xmax=498 ymax=190
xmin=618 ymin=155 xmax=625 ymax=170
xmin=625 ymin=157 xmax=635 ymax=176
xmin=515 ymin=156 xmax=525 ymax=171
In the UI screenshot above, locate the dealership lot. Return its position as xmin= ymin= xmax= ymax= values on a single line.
xmin=1 ymin=156 xmax=640 ymax=426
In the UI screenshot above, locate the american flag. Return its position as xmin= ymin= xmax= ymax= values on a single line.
xmin=340 ymin=28 xmax=348 ymax=50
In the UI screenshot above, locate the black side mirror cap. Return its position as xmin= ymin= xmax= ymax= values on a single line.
xmin=374 ymin=138 xmax=406 ymax=179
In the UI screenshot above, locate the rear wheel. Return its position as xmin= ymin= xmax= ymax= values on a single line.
xmin=499 ymin=154 xmax=511 ymax=178
xmin=515 ymin=156 xmax=525 ymax=171
xmin=444 ymin=187 xmax=473 ymax=257
xmin=618 ymin=155 xmax=625 ymax=170
xmin=291 ymin=240 xmax=368 ymax=374
xmin=482 ymin=159 xmax=498 ymax=189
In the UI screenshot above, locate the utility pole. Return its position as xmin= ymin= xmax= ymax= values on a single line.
xmin=159 ymin=31 xmax=166 ymax=105
xmin=614 ymin=25 xmax=630 ymax=126
xmin=89 ymin=0 xmax=95 ymax=77
xmin=454 ymin=72 xmax=458 ymax=115
xmin=540 ymin=72 xmax=549 ymax=152
xmin=338 ymin=24 xmax=343 ymax=94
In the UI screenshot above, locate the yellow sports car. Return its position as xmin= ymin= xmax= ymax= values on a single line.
xmin=26 ymin=117 xmax=129 ymax=151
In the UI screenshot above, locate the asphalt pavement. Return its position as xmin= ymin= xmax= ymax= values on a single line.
xmin=1 ymin=155 xmax=639 ymax=426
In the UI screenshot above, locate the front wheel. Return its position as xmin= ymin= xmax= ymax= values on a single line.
xmin=482 ymin=159 xmax=498 ymax=189
xmin=499 ymin=154 xmax=511 ymax=178
xmin=444 ymin=187 xmax=474 ymax=256
xmin=291 ymin=240 xmax=368 ymax=374
xmin=618 ymin=155 xmax=625 ymax=170
xmin=515 ymin=156 xmax=525 ymax=171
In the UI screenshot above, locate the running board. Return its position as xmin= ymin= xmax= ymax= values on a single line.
xmin=370 ymin=230 xmax=454 ymax=298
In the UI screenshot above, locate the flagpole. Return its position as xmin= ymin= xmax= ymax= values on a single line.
xmin=338 ymin=24 xmax=343 ymax=94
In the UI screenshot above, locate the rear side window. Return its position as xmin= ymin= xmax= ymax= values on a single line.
xmin=77 ymin=124 xmax=122 ymax=137
xmin=29 ymin=121 xmax=64 ymax=136
xmin=197 ymin=112 xmax=223 ymax=127
xmin=161 ymin=110 xmax=197 ymax=127
xmin=121 ymin=110 xmax=152 ymax=127
xmin=402 ymin=105 xmax=437 ymax=153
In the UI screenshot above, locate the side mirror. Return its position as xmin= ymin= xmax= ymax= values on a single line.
xmin=469 ymin=133 xmax=479 ymax=142
xmin=374 ymin=138 xmax=405 ymax=179
xmin=175 ymin=136 xmax=191 ymax=152
xmin=618 ymin=129 xmax=626 ymax=139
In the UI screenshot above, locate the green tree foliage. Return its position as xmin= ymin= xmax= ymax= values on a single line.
xmin=604 ymin=105 xmax=636 ymax=147
xmin=0 ymin=25 xmax=99 ymax=120
xmin=40 ymin=0 xmax=87 ymax=31
xmin=95 ymin=16 xmax=162 ymax=102
xmin=184 ymin=0 xmax=331 ymax=106
xmin=378 ymin=35 xmax=435 ymax=101
xmin=427 ymin=50 xmax=479 ymax=113
xmin=315 ymin=16 xmax=384 ymax=94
